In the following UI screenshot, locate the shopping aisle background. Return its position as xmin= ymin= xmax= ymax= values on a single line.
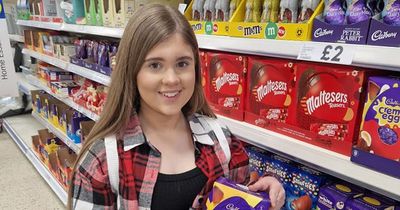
xmin=0 ymin=131 xmax=64 ymax=209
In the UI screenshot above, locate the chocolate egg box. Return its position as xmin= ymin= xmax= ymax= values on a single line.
xmin=352 ymin=76 xmax=400 ymax=178
xmin=345 ymin=193 xmax=398 ymax=210
xmin=317 ymin=181 xmax=364 ymax=210
xmin=245 ymin=56 xmax=296 ymax=129
xmin=206 ymin=51 xmax=247 ymax=121
xmin=206 ymin=177 xmax=271 ymax=210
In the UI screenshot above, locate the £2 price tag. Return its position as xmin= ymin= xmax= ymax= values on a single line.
xmin=297 ymin=42 xmax=355 ymax=65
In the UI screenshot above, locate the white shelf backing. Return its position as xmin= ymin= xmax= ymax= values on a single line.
xmin=22 ymin=48 xmax=111 ymax=86
xmin=27 ymin=74 xmax=100 ymax=121
xmin=32 ymin=112 xmax=81 ymax=153
xmin=3 ymin=116 xmax=67 ymax=206
xmin=217 ymin=115 xmax=400 ymax=201
xmin=17 ymin=20 xmax=123 ymax=38
xmin=9 ymin=34 xmax=24 ymax=43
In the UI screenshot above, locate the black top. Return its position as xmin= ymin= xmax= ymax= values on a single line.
xmin=151 ymin=167 xmax=208 ymax=210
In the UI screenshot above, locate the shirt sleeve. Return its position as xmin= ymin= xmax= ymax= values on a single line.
xmin=224 ymin=127 xmax=250 ymax=185
xmin=70 ymin=140 xmax=117 ymax=210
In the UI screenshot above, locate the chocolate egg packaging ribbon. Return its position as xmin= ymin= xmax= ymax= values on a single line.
xmin=346 ymin=0 xmax=372 ymax=24
xmin=324 ymin=0 xmax=346 ymax=24
xmin=382 ymin=0 xmax=400 ymax=25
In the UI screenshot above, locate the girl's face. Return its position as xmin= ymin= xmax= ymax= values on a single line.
xmin=137 ymin=33 xmax=196 ymax=117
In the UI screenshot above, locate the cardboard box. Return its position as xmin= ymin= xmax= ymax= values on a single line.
xmin=345 ymin=193 xmax=397 ymax=210
xmin=351 ymin=76 xmax=400 ymax=178
xmin=100 ymin=0 xmax=114 ymax=26
xmin=206 ymin=177 xmax=271 ymax=210
xmin=60 ymin=0 xmax=86 ymax=24
xmin=207 ymin=52 xmax=247 ymax=121
xmin=24 ymin=30 xmax=34 ymax=50
xmin=367 ymin=14 xmax=400 ymax=47
xmin=317 ymin=182 xmax=364 ymax=210
xmin=245 ymin=146 xmax=272 ymax=178
xmin=31 ymin=135 xmax=42 ymax=158
xmin=229 ymin=0 xmax=323 ymax=41
xmin=50 ymin=81 xmax=79 ymax=96
xmin=114 ymin=0 xmax=134 ymax=27
xmin=56 ymin=147 xmax=77 ymax=189
xmin=245 ymin=56 xmax=296 ymax=128
xmin=283 ymin=62 xmax=366 ymax=156
xmin=80 ymin=120 xmax=95 ymax=144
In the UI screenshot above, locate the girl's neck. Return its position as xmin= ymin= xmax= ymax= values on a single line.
xmin=138 ymin=110 xmax=186 ymax=132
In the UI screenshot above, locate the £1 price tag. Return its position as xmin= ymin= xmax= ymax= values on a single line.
xmin=297 ymin=42 xmax=355 ymax=65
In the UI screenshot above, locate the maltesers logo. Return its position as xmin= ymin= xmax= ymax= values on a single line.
xmin=215 ymin=72 xmax=239 ymax=91
xmin=305 ymin=90 xmax=348 ymax=115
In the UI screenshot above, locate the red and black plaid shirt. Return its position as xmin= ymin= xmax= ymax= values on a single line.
xmin=70 ymin=113 xmax=249 ymax=209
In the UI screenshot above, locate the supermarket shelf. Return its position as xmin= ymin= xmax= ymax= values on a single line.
xmin=217 ymin=115 xmax=400 ymax=200
xmin=9 ymin=34 xmax=24 ymax=43
xmin=27 ymin=74 xmax=100 ymax=121
xmin=32 ymin=112 xmax=81 ymax=153
xmin=15 ymin=19 xmax=400 ymax=72
xmin=20 ymin=65 xmax=33 ymax=74
xmin=22 ymin=48 xmax=111 ymax=86
xmin=2 ymin=117 xmax=67 ymax=206
xmin=16 ymin=72 xmax=39 ymax=95
xmin=17 ymin=20 xmax=123 ymax=38
xmin=22 ymin=48 xmax=68 ymax=70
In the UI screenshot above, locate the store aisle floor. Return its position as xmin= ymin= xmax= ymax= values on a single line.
xmin=0 ymin=132 xmax=65 ymax=209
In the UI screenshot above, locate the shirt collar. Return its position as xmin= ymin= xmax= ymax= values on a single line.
xmin=122 ymin=113 xmax=215 ymax=152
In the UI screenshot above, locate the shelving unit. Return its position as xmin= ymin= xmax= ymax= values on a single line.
xmin=16 ymin=19 xmax=400 ymax=203
xmin=3 ymin=115 xmax=67 ymax=205
xmin=17 ymin=20 xmax=400 ymax=72
xmin=9 ymin=34 xmax=24 ymax=43
xmin=22 ymin=48 xmax=111 ymax=86
xmin=217 ymin=115 xmax=400 ymax=200
xmin=26 ymin=74 xmax=100 ymax=121
xmin=32 ymin=112 xmax=81 ymax=153
xmin=16 ymin=72 xmax=39 ymax=95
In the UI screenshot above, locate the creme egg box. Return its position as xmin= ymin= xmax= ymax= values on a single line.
xmin=206 ymin=177 xmax=270 ymax=210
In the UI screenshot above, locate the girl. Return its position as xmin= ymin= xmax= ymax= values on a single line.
xmin=68 ymin=4 xmax=285 ymax=210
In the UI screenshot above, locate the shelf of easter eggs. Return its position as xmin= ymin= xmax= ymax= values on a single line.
xmin=16 ymin=18 xmax=400 ymax=72
xmin=2 ymin=115 xmax=68 ymax=206
xmin=32 ymin=112 xmax=81 ymax=153
xmin=26 ymin=74 xmax=100 ymax=121
xmin=217 ymin=115 xmax=400 ymax=201
xmin=9 ymin=34 xmax=25 ymax=43
xmin=17 ymin=20 xmax=124 ymax=38
xmin=22 ymin=48 xmax=111 ymax=86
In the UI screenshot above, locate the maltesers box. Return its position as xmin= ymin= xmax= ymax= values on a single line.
xmin=245 ymin=56 xmax=296 ymax=128
xmin=281 ymin=62 xmax=366 ymax=156
xmin=351 ymin=76 xmax=400 ymax=178
xmin=207 ymin=52 xmax=247 ymax=121
xmin=206 ymin=177 xmax=271 ymax=210
xmin=199 ymin=50 xmax=209 ymax=100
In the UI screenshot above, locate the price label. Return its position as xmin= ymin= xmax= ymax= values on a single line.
xmin=297 ymin=43 xmax=355 ymax=65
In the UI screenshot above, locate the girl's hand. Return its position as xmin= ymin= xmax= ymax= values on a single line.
xmin=248 ymin=176 xmax=285 ymax=210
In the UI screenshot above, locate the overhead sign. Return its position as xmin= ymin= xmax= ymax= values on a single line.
xmin=0 ymin=0 xmax=19 ymax=97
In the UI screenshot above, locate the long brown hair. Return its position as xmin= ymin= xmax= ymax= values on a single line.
xmin=67 ymin=4 xmax=214 ymax=208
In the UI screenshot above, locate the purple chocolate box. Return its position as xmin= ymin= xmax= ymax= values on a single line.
xmin=317 ymin=182 xmax=363 ymax=210
xmin=367 ymin=14 xmax=400 ymax=47
xmin=312 ymin=15 xmax=371 ymax=44
xmin=345 ymin=193 xmax=397 ymax=210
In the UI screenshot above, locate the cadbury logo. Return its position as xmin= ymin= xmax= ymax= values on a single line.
xmin=226 ymin=204 xmax=240 ymax=210
xmin=371 ymin=30 xmax=397 ymax=41
xmin=318 ymin=194 xmax=333 ymax=207
xmin=306 ymin=91 xmax=348 ymax=115
xmin=215 ymin=72 xmax=239 ymax=91
xmin=314 ymin=28 xmax=334 ymax=38
xmin=386 ymin=98 xmax=400 ymax=106
xmin=256 ymin=81 xmax=287 ymax=101
xmin=244 ymin=26 xmax=262 ymax=36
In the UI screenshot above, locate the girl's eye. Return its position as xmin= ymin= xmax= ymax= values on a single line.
xmin=149 ymin=62 xmax=162 ymax=70
xmin=177 ymin=61 xmax=189 ymax=68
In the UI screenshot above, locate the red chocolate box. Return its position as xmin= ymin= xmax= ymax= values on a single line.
xmin=207 ymin=52 xmax=247 ymax=121
xmin=245 ymin=56 xmax=296 ymax=128
xmin=280 ymin=62 xmax=366 ymax=156
xmin=199 ymin=50 xmax=209 ymax=100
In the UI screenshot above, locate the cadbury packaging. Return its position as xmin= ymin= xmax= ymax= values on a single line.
xmin=345 ymin=193 xmax=397 ymax=210
xmin=317 ymin=182 xmax=364 ymax=210
xmin=352 ymin=76 xmax=400 ymax=178
xmin=206 ymin=177 xmax=271 ymax=210
xmin=245 ymin=56 xmax=295 ymax=129
xmin=207 ymin=52 xmax=247 ymax=121
xmin=284 ymin=62 xmax=366 ymax=156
